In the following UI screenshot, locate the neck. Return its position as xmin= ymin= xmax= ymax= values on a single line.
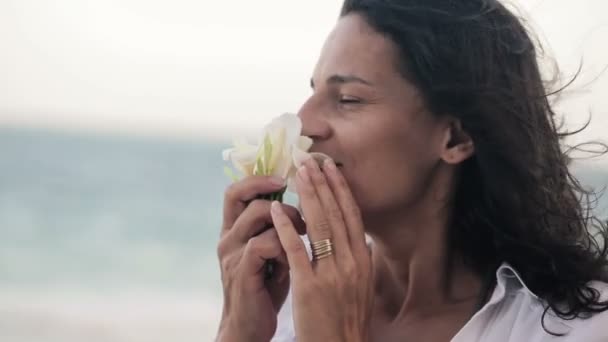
xmin=364 ymin=173 xmax=483 ymax=322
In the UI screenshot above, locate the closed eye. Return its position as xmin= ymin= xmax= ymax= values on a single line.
xmin=339 ymin=95 xmax=362 ymax=104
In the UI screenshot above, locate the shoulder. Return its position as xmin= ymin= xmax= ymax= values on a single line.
xmin=482 ymin=265 xmax=608 ymax=342
xmin=457 ymin=263 xmax=608 ymax=342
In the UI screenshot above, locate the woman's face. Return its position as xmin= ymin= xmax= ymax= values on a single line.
xmin=298 ymin=14 xmax=456 ymax=219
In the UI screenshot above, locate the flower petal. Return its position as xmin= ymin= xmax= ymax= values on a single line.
xmin=229 ymin=147 xmax=258 ymax=176
xmin=268 ymin=127 xmax=286 ymax=174
xmin=273 ymin=149 xmax=293 ymax=178
xmin=222 ymin=147 xmax=234 ymax=161
xmin=292 ymin=146 xmax=312 ymax=169
xmin=264 ymin=113 xmax=302 ymax=146
xmin=223 ymin=113 xmax=311 ymax=182
xmin=236 ymin=159 xmax=257 ymax=176
xmin=296 ymin=135 xmax=313 ymax=151
xmin=224 ymin=139 xmax=258 ymax=160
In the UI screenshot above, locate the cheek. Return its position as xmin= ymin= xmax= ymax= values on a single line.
xmin=347 ymin=154 xmax=425 ymax=215
xmin=342 ymin=127 xmax=436 ymax=214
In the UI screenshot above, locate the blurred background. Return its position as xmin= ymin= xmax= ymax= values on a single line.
xmin=0 ymin=0 xmax=606 ymax=341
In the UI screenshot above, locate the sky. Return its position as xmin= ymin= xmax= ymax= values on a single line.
xmin=0 ymin=0 xmax=606 ymax=147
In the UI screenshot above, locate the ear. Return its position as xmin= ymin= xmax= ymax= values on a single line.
xmin=440 ymin=118 xmax=475 ymax=165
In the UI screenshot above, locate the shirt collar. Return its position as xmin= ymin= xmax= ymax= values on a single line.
xmin=486 ymin=262 xmax=539 ymax=307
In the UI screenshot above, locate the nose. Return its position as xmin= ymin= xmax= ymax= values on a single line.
xmin=297 ymin=96 xmax=332 ymax=141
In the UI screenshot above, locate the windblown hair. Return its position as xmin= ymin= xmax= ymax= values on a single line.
xmin=340 ymin=0 xmax=608 ymax=335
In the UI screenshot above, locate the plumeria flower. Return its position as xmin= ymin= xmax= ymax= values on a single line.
xmin=222 ymin=113 xmax=332 ymax=279
xmin=222 ymin=113 xmax=323 ymax=201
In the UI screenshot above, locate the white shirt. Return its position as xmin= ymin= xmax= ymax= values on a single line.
xmin=271 ymin=262 xmax=608 ymax=341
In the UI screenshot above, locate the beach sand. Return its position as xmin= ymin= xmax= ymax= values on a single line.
xmin=0 ymin=289 xmax=222 ymax=342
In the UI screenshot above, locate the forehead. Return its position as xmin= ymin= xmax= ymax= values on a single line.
xmin=313 ymin=14 xmax=399 ymax=84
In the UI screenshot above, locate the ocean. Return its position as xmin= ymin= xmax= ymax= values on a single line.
xmin=0 ymin=127 xmax=606 ymax=341
xmin=0 ymin=128 xmax=229 ymax=341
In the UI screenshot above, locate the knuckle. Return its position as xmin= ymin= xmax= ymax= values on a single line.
xmin=219 ymin=258 xmax=230 ymax=274
xmin=314 ymin=220 xmax=332 ymax=237
xmin=224 ymin=183 xmax=238 ymax=202
xmin=327 ymin=207 xmax=343 ymax=222
xmin=286 ymin=239 xmax=306 ymax=256
xmin=216 ymin=239 xmax=229 ymax=259
xmin=240 ymin=200 xmax=270 ymax=225
xmin=345 ymin=201 xmax=361 ymax=218
xmin=300 ymin=184 xmax=315 ymax=197
xmin=298 ymin=176 xmax=316 ymax=195
xmin=245 ymin=236 xmax=262 ymax=254
xmin=248 ymin=199 xmax=269 ymax=212
xmin=342 ymin=262 xmax=357 ymax=279
xmin=330 ymin=272 xmax=343 ymax=288
xmin=244 ymin=234 xmax=275 ymax=257
xmin=219 ymin=254 xmax=235 ymax=274
xmin=299 ymin=282 xmax=318 ymax=301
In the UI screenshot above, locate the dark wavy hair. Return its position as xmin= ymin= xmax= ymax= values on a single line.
xmin=340 ymin=0 xmax=608 ymax=336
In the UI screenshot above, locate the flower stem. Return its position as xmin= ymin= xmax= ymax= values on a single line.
xmin=258 ymin=189 xmax=284 ymax=280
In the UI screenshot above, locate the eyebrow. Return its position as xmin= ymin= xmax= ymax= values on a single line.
xmin=310 ymin=74 xmax=373 ymax=88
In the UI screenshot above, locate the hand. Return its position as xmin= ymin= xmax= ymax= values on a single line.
xmin=270 ymin=158 xmax=374 ymax=342
xmin=216 ymin=176 xmax=306 ymax=342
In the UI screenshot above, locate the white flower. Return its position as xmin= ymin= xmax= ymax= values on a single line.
xmin=222 ymin=113 xmax=314 ymax=192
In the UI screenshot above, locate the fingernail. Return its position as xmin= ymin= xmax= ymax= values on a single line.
xmin=324 ymin=158 xmax=337 ymax=171
xmin=270 ymin=176 xmax=285 ymax=187
xmin=306 ymin=157 xmax=319 ymax=171
xmin=297 ymin=165 xmax=309 ymax=183
xmin=271 ymin=201 xmax=282 ymax=214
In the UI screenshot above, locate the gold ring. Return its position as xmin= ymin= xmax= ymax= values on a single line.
xmin=311 ymin=238 xmax=333 ymax=261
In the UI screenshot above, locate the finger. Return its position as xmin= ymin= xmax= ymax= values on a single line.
xmin=222 ymin=176 xmax=286 ymax=233
xmin=323 ymin=158 xmax=368 ymax=255
xmin=296 ymin=165 xmax=336 ymax=270
xmin=270 ymin=201 xmax=312 ymax=279
xmin=304 ymin=158 xmax=351 ymax=262
xmin=241 ymin=228 xmax=288 ymax=276
xmin=229 ymin=200 xmax=306 ymax=243
xmin=295 ymin=164 xmax=333 ymax=245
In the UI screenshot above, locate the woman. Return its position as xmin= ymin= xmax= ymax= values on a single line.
xmin=216 ymin=0 xmax=608 ymax=341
